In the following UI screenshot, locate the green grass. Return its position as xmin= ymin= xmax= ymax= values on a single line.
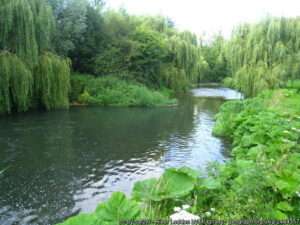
xmin=70 ymin=74 xmax=177 ymax=107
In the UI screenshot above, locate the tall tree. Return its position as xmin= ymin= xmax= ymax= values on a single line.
xmin=225 ymin=17 xmax=300 ymax=96
xmin=0 ymin=0 xmax=70 ymax=113
xmin=0 ymin=0 xmax=54 ymax=66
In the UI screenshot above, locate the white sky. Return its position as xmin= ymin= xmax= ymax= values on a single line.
xmin=106 ymin=0 xmax=300 ymax=39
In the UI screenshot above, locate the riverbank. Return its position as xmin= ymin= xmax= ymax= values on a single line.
xmin=210 ymin=89 xmax=300 ymax=219
xmin=57 ymin=88 xmax=300 ymax=224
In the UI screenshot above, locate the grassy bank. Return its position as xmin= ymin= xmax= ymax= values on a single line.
xmin=70 ymin=74 xmax=177 ymax=107
xmin=58 ymin=89 xmax=300 ymax=224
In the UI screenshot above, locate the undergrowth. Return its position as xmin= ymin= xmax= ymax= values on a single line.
xmin=70 ymin=74 xmax=177 ymax=107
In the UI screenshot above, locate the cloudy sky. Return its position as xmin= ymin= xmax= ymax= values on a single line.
xmin=106 ymin=0 xmax=299 ymax=38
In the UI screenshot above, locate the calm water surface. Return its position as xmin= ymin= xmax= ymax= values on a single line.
xmin=0 ymin=88 xmax=241 ymax=225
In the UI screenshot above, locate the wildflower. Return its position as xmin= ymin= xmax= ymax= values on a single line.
xmin=296 ymin=191 xmax=300 ymax=198
xmin=283 ymin=130 xmax=290 ymax=134
xmin=210 ymin=208 xmax=216 ymax=212
xmin=205 ymin=211 xmax=212 ymax=217
xmin=174 ymin=207 xmax=181 ymax=212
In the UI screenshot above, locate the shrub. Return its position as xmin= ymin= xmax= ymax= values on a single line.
xmin=73 ymin=74 xmax=177 ymax=107
xmin=222 ymin=77 xmax=235 ymax=88
xmin=70 ymin=73 xmax=94 ymax=102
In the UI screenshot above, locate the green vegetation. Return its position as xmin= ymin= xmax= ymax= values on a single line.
xmin=223 ymin=17 xmax=300 ymax=97
xmin=58 ymin=90 xmax=300 ymax=224
xmin=2 ymin=0 xmax=300 ymax=223
xmin=0 ymin=0 xmax=70 ymax=114
xmin=200 ymin=34 xmax=228 ymax=83
xmin=212 ymin=89 xmax=300 ymax=218
xmin=0 ymin=0 xmax=210 ymax=114
xmin=35 ymin=52 xmax=71 ymax=110
xmin=57 ymin=167 xmax=200 ymax=224
xmin=2 ymin=1 xmax=300 ymax=112
xmin=71 ymin=74 xmax=177 ymax=107
xmin=57 ymin=192 xmax=140 ymax=225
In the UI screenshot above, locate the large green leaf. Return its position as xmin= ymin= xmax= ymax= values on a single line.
xmin=276 ymin=202 xmax=293 ymax=212
xmin=156 ymin=168 xmax=197 ymax=199
xmin=176 ymin=167 xmax=200 ymax=180
xmin=95 ymin=192 xmax=140 ymax=225
xmin=132 ymin=178 xmax=160 ymax=201
xmin=201 ymin=177 xmax=222 ymax=190
xmin=132 ymin=167 xmax=198 ymax=202
xmin=56 ymin=214 xmax=97 ymax=225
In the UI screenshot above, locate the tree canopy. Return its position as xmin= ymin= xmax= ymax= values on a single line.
xmin=1 ymin=0 xmax=300 ymax=114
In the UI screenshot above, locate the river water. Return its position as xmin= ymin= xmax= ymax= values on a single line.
xmin=0 ymin=87 xmax=241 ymax=225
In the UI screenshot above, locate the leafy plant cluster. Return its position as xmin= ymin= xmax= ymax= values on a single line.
xmin=211 ymin=89 xmax=300 ymax=219
xmin=57 ymin=167 xmax=201 ymax=225
xmin=71 ymin=74 xmax=177 ymax=107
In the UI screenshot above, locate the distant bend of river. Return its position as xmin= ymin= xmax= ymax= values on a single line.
xmin=0 ymin=87 xmax=242 ymax=225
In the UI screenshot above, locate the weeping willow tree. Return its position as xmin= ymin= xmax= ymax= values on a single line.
xmin=35 ymin=53 xmax=71 ymax=110
xmin=0 ymin=52 xmax=33 ymax=113
xmin=225 ymin=17 xmax=300 ymax=97
xmin=0 ymin=0 xmax=70 ymax=114
xmin=0 ymin=0 xmax=54 ymax=66
xmin=167 ymin=31 xmax=208 ymax=89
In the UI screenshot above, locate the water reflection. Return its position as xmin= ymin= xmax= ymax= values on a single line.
xmin=192 ymin=87 xmax=243 ymax=100
xmin=0 ymin=88 xmax=239 ymax=225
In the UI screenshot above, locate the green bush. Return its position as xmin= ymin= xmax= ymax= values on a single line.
xmin=222 ymin=77 xmax=235 ymax=88
xmin=202 ymin=89 xmax=300 ymax=219
xmin=213 ymin=100 xmax=244 ymax=137
xmin=73 ymin=74 xmax=177 ymax=107
xmin=70 ymin=73 xmax=94 ymax=102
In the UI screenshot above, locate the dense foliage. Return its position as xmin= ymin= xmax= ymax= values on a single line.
xmin=200 ymin=35 xmax=228 ymax=82
xmin=0 ymin=0 xmax=55 ymax=66
xmin=3 ymin=1 xmax=300 ymax=112
xmin=71 ymin=74 xmax=176 ymax=107
xmin=0 ymin=0 xmax=70 ymax=114
xmin=212 ymin=89 xmax=300 ymax=218
xmin=35 ymin=53 xmax=71 ymax=109
xmin=0 ymin=52 xmax=33 ymax=113
xmin=224 ymin=17 xmax=300 ymax=96
xmin=53 ymin=3 xmax=207 ymax=92
xmin=0 ymin=0 xmax=213 ymax=114
xmin=57 ymin=89 xmax=300 ymax=224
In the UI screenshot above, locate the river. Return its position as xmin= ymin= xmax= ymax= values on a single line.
xmin=0 ymin=87 xmax=241 ymax=225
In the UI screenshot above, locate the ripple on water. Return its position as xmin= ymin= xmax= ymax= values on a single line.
xmin=0 ymin=88 xmax=240 ymax=225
